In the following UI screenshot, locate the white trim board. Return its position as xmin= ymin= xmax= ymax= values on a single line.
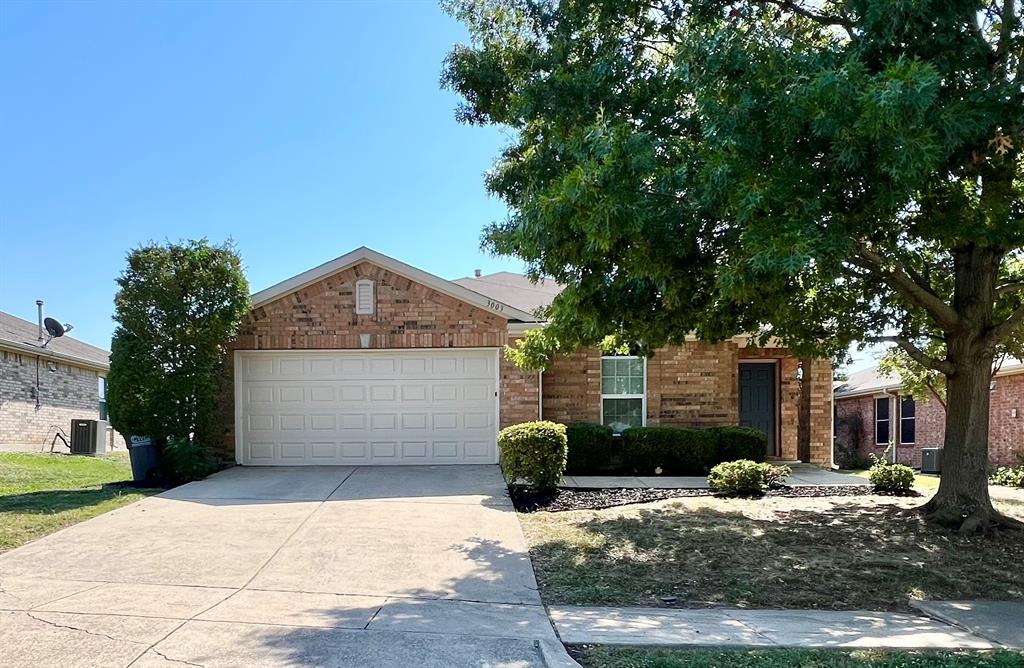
xmin=249 ymin=246 xmax=540 ymax=323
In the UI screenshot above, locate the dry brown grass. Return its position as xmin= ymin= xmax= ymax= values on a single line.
xmin=520 ymin=493 xmax=1024 ymax=611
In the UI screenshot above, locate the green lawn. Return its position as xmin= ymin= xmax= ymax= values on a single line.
xmin=520 ymin=494 xmax=1024 ymax=611
xmin=0 ymin=452 xmax=161 ymax=553
xmin=571 ymin=647 xmax=1024 ymax=668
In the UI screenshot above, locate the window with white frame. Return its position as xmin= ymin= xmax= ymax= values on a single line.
xmin=900 ymin=395 xmax=916 ymax=444
xmin=354 ymin=279 xmax=374 ymax=315
xmin=601 ymin=356 xmax=645 ymax=433
xmin=874 ymin=397 xmax=890 ymax=445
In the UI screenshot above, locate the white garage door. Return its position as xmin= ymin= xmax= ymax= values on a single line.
xmin=236 ymin=350 xmax=499 ymax=465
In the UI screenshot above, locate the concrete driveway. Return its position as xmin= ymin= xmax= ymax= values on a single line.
xmin=0 ymin=466 xmax=572 ymax=667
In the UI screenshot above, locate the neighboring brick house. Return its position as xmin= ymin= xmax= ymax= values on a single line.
xmin=834 ymin=362 xmax=1023 ymax=468
xmin=218 ymin=247 xmax=833 ymax=467
xmin=0 ymin=310 xmax=113 ymax=451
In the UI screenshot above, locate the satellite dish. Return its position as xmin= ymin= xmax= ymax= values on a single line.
xmin=44 ymin=317 xmax=65 ymax=338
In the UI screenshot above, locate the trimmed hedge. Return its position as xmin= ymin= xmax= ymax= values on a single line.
xmin=622 ymin=425 xmax=767 ymax=475
xmin=565 ymin=422 xmax=616 ymax=474
xmin=708 ymin=426 xmax=770 ymax=463
xmin=498 ymin=421 xmax=568 ymax=491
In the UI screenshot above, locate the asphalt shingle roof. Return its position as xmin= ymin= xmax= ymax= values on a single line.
xmin=451 ymin=271 xmax=562 ymax=316
xmin=0 ymin=311 xmax=110 ymax=368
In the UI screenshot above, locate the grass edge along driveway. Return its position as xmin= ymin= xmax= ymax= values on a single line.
xmin=0 ymin=452 xmax=161 ymax=553
xmin=569 ymin=646 xmax=1024 ymax=668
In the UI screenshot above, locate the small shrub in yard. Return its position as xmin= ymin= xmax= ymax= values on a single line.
xmin=499 ymin=421 xmax=568 ymax=491
xmin=989 ymin=466 xmax=1024 ymax=488
xmin=564 ymin=422 xmax=616 ymax=474
xmin=159 ymin=438 xmax=219 ymax=485
xmin=708 ymin=460 xmax=791 ymax=495
xmin=867 ymin=457 xmax=916 ymax=494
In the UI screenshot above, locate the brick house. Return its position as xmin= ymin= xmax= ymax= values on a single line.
xmin=0 ymin=310 xmax=112 ymax=451
xmin=217 ymin=247 xmax=834 ymax=467
xmin=834 ymin=361 xmax=1023 ymax=468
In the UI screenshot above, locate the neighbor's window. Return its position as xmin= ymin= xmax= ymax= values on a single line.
xmin=98 ymin=376 xmax=108 ymax=421
xmin=601 ymin=356 xmax=645 ymax=433
xmin=900 ymin=396 xmax=916 ymax=445
xmin=874 ymin=397 xmax=890 ymax=445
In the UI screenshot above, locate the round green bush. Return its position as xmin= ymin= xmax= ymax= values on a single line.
xmin=708 ymin=459 xmax=791 ymax=495
xmin=498 ymin=421 xmax=568 ymax=491
xmin=565 ymin=422 xmax=616 ymax=474
xmin=868 ymin=461 xmax=916 ymax=493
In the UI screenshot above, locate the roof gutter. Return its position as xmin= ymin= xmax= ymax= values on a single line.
xmin=0 ymin=339 xmax=109 ymax=372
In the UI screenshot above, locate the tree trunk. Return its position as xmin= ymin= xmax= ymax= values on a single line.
xmin=921 ymin=245 xmax=1022 ymax=533
xmin=921 ymin=349 xmax=1003 ymax=532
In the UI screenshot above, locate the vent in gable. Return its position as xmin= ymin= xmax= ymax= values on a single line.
xmin=355 ymin=279 xmax=375 ymax=315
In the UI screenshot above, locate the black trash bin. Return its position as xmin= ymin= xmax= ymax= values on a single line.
xmin=126 ymin=436 xmax=158 ymax=482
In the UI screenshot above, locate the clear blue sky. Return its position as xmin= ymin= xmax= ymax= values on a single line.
xmin=0 ymin=0 xmax=877 ymax=372
xmin=0 ymin=0 xmax=523 ymax=350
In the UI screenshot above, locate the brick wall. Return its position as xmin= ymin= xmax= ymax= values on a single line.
xmin=648 ymin=343 xmax=738 ymax=428
xmin=500 ymin=338 xmax=540 ymax=428
xmin=539 ymin=348 xmax=602 ymax=425
xmin=834 ymin=373 xmax=1023 ymax=468
xmin=991 ymin=373 xmax=1024 ymax=466
xmin=236 ymin=262 xmax=508 ymax=350
xmin=540 ymin=341 xmax=833 ymax=466
xmin=0 ymin=349 xmax=116 ymax=451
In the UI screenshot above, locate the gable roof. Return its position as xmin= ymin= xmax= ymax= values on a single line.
xmin=835 ymin=357 xmax=1024 ymax=398
xmin=250 ymin=247 xmax=542 ymax=322
xmin=0 ymin=311 xmax=110 ymax=370
xmin=452 ymin=271 xmax=562 ymax=316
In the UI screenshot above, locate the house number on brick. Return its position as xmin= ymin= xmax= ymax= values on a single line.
xmin=486 ymin=299 xmax=505 ymax=313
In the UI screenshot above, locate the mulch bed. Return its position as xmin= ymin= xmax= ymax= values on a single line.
xmin=509 ymin=484 xmax=878 ymax=513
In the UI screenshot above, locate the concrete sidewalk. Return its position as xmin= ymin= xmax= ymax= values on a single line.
xmin=548 ymin=605 xmax=1020 ymax=649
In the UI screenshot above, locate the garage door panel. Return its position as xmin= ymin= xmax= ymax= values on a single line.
xmin=238 ymin=350 xmax=499 ymax=465
xmin=279 ymin=386 xmax=304 ymax=402
xmin=310 ymin=414 xmax=336 ymax=430
xmin=310 ymin=386 xmax=335 ymax=402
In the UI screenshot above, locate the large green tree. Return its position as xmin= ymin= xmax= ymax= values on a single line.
xmin=443 ymin=0 xmax=1024 ymax=531
xmin=108 ymin=239 xmax=250 ymax=451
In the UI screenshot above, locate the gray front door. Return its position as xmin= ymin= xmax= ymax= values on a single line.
xmin=739 ymin=363 xmax=776 ymax=456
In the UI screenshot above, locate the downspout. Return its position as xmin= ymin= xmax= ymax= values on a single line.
xmin=35 ymin=300 xmax=43 ymax=409
xmin=538 ymin=370 xmax=543 ymax=420
xmin=830 ymin=374 xmax=836 ymax=469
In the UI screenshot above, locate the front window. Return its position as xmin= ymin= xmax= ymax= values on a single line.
xmin=900 ymin=396 xmax=916 ymax=444
xmin=98 ymin=376 xmax=108 ymax=421
xmin=601 ymin=356 xmax=645 ymax=433
xmin=874 ymin=397 xmax=890 ymax=445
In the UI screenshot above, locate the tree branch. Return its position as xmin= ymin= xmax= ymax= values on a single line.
xmin=925 ymin=380 xmax=947 ymax=410
xmin=996 ymin=281 xmax=1024 ymax=296
xmin=989 ymin=303 xmax=1024 ymax=343
xmin=853 ymin=247 xmax=961 ymax=331
xmin=865 ymin=336 xmax=955 ymax=375
xmin=752 ymin=0 xmax=856 ymax=36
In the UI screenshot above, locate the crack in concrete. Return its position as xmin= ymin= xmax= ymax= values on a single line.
xmin=147 ymin=647 xmax=206 ymax=668
xmin=24 ymin=611 xmax=146 ymax=646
